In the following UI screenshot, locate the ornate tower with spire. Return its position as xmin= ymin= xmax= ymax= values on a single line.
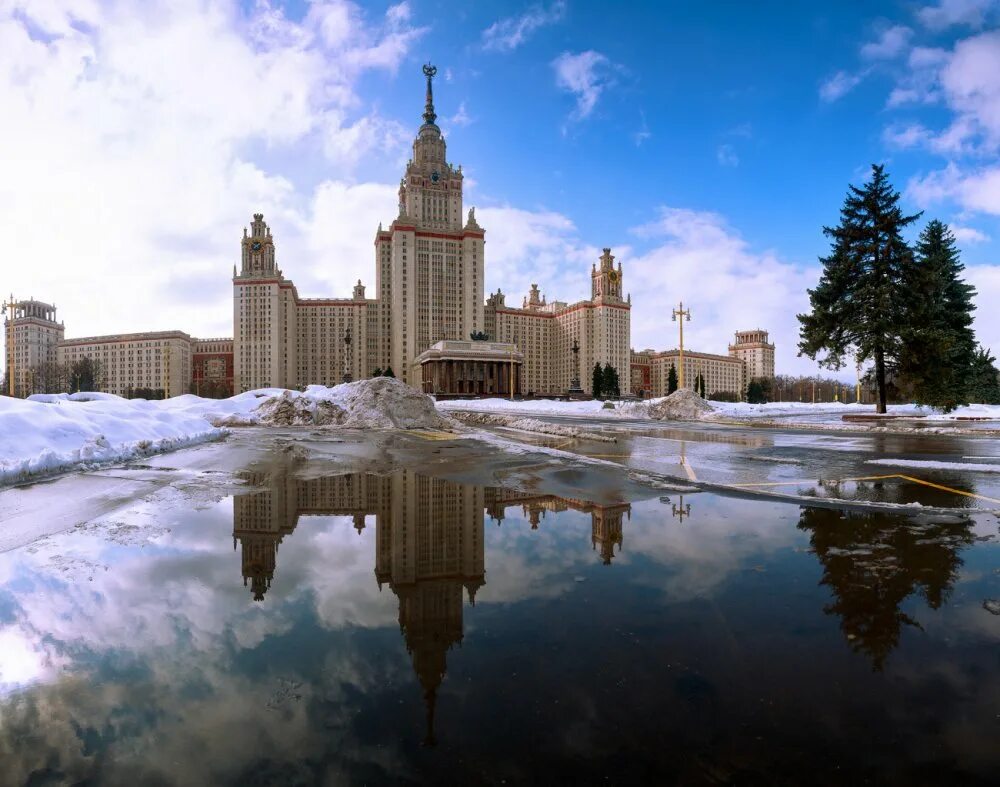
xmin=374 ymin=63 xmax=486 ymax=385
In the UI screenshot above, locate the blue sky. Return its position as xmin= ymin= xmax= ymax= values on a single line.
xmin=2 ymin=0 xmax=999 ymax=376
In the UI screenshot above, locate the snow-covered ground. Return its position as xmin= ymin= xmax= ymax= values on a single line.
xmin=1 ymin=393 xmax=224 ymax=485
xmin=1 ymin=379 xmax=452 ymax=486
xmin=435 ymin=395 xmax=1000 ymax=424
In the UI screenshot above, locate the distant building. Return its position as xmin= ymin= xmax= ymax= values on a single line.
xmin=631 ymin=329 xmax=776 ymax=400
xmin=57 ymin=331 xmax=193 ymax=398
xmin=729 ymin=329 xmax=775 ymax=380
xmin=3 ymin=298 xmax=64 ymax=397
xmin=483 ymin=248 xmax=632 ymax=396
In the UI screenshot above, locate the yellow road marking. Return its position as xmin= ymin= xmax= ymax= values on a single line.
xmin=408 ymin=430 xmax=457 ymax=441
xmin=729 ymin=473 xmax=1000 ymax=505
xmin=681 ymin=458 xmax=698 ymax=482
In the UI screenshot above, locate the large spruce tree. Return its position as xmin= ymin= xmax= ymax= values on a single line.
xmin=667 ymin=364 xmax=678 ymax=394
xmin=592 ymin=363 xmax=603 ymax=399
xmin=799 ymin=165 xmax=921 ymax=413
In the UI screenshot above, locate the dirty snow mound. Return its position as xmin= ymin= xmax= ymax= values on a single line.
xmin=255 ymin=391 xmax=346 ymax=426
xmin=332 ymin=377 xmax=454 ymax=429
xmin=646 ymin=389 xmax=716 ymax=421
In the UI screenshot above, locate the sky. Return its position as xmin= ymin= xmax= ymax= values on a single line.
xmin=2 ymin=0 xmax=1000 ymax=378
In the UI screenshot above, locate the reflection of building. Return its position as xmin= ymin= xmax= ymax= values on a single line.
xmin=231 ymin=469 xmax=634 ymax=743
xmin=484 ymin=488 xmax=632 ymax=565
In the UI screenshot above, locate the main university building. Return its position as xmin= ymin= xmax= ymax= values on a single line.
xmin=3 ymin=65 xmax=773 ymax=401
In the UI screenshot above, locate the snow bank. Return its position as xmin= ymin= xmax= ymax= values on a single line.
xmin=164 ymin=377 xmax=455 ymax=431
xmin=449 ymin=410 xmax=616 ymax=442
xmin=866 ymin=458 xmax=1000 ymax=474
xmin=0 ymin=395 xmax=224 ymax=486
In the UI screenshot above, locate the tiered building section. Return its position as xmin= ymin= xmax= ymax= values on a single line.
xmin=482 ymin=248 xmax=632 ymax=396
xmin=2 ymin=298 xmax=64 ymax=398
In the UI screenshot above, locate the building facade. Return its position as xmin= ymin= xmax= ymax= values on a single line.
xmin=57 ymin=331 xmax=194 ymax=398
xmin=3 ymin=299 xmax=64 ymax=397
xmin=233 ymin=64 xmax=485 ymax=393
xmin=483 ymin=248 xmax=631 ymax=396
xmin=645 ymin=349 xmax=746 ymax=399
xmin=729 ymin=329 xmax=775 ymax=381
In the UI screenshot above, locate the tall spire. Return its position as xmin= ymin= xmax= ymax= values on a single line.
xmin=422 ymin=62 xmax=437 ymax=125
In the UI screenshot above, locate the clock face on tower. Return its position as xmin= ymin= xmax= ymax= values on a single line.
xmin=609 ymin=270 xmax=618 ymax=283
xmin=251 ymin=241 xmax=262 ymax=251
xmin=431 ymin=171 xmax=440 ymax=183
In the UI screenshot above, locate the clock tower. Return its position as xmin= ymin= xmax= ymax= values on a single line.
xmin=592 ymin=247 xmax=624 ymax=302
xmin=239 ymin=213 xmax=279 ymax=278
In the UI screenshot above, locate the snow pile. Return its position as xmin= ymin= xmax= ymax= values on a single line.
xmin=0 ymin=394 xmax=224 ymax=486
xmin=641 ymin=389 xmax=716 ymax=421
xmin=170 ymin=377 xmax=455 ymax=431
xmin=449 ymin=410 xmax=616 ymax=442
xmin=866 ymin=458 xmax=1000 ymax=474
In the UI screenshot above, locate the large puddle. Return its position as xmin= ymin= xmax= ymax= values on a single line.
xmin=1 ymin=463 xmax=999 ymax=784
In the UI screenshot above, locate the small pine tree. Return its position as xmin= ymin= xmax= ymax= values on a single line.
xmin=897 ymin=220 xmax=977 ymax=411
xmin=592 ymin=363 xmax=603 ymax=399
xmin=602 ymin=363 xmax=615 ymax=399
xmin=667 ymin=364 xmax=678 ymax=394
xmin=383 ymin=366 xmax=395 ymax=378
xmin=371 ymin=367 xmax=383 ymax=377
xmin=967 ymin=346 xmax=1000 ymax=404
xmin=746 ymin=379 xmax=767 ymax=404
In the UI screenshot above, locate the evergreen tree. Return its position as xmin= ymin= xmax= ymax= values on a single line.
xmin=967 ymin=346 xmax=1000 ymax=404
xmin=667 ymin=364 xmax=678 ymax=394
xmin=371 ymin=367 xmax=383 ymax=377
xmin=602 ymin=363 xmax=619 ymax=399
xmin=746 ymin=379 xmax=767 ymax=404
xmin=697 ymin=374 xmax=706 ymax=398
xmin=799 ymin=165 xmax=921 ymax=413
xmin=592 ymin=363 xmax=603 ymax=399
xmin=897 ymin=220 xmax=977 ymax=411
xmin=383 ymin=366 xmax=395 ymax=378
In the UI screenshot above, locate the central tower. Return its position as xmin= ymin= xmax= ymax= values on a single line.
xmin=375 ymin=63 xmax=486 ymax=385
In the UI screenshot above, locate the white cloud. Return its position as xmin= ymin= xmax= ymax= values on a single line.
xmin=820 ymin=69 xmax=867 ymax=102
xmin=950 ymin=224 xmax=991 ymax=243
xmin=716 ymin=144 xmax=739 ymax=167
xmin=0 ymin=0 xmax=425 ymax=341
xmin=917 ymin=0 xmax=998 ymax=30
xmin=552 ymin=50 xmax=612 ymax=121
xmin=908 ymin=162 xmax=1000 ymax=215
xmin=448 ymin=101 xmax=473 ymax=127
xmin=480 ymin=202 xmax=839 ymax=376
xmin=633 ymin=111 xmax=651 ymax=146
xmin=482 ymin=0 xmax=566 ymax=52
xmin=860 ymin=24 xmax=913 ymax=59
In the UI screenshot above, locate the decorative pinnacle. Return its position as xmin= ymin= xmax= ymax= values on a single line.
xmin=422 ymin=62 xmax=437 ymax=125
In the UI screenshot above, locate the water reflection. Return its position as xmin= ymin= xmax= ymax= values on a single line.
xmin=798 ymin=507 xmax=975 ymax=669
xmin=1 ymin=463 xmax=995 ymax=782
xmin=232 ymin=468 xmax=633 ymax=744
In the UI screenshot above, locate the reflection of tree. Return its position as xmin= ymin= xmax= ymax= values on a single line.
xmin=798 ymin=506 xmax=974 ymax=670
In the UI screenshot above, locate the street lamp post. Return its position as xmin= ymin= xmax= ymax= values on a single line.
xmin=672 ymin=302 xmax=691 ymax=389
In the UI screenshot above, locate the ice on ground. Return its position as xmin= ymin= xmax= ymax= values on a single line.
xmin=866 ymin=458 xmax=1000 ymax=473
xmin=449 ymin=410 xmax=616 ymax=442
xmin=0 ymin=394 xmax=224 ymax=486
xmin=437 ymin=397 xmax=627 ymax=418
